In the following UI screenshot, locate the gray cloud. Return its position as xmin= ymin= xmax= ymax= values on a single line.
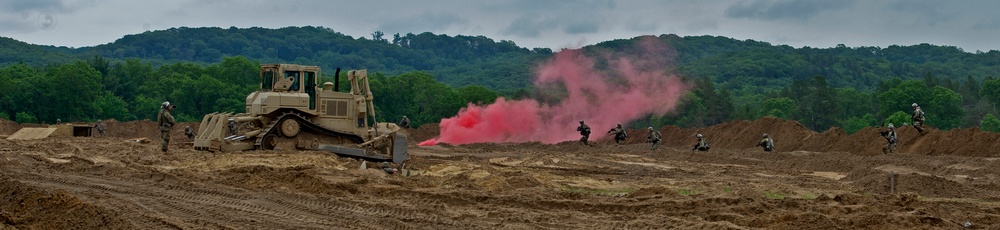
xmin=563 ymin=20 xmax=600 ymax=34
xmin=887 ymin=0 xmax=957 ymax=26
xmin=724 ymin=0 xmax=855 ymax=20
xmin=501 ymin=14 xmax=555 ymax=38
xmin=377 ymin=11 xmax=467 ymax=35
xmin=2 ymin=0 xmax=1000 ymax=52
xmin=0 ymin=0 xmax=67 ymax=12
xmin=683 ymin=20 xmax=719 ymax=32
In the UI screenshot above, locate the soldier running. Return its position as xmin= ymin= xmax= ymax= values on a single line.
xmin=576 ymin=120 xmax=592 ymax=146
xmin=646 ymin=127 xmax=661 ymax=150
xmin=692 ymin=133 xmax=710 ymax=151
xmin=758 ymin=133 xmax=775 ymax=152
xmin=608 ymin=123 xmax=627 ymax=145
xmin=911 ymin=103 xmax=926 ymax=134
xmin=157 ymin=101 xmax=176 ymax=152
xmin=881 ymin=123 xmax=898 ymax=154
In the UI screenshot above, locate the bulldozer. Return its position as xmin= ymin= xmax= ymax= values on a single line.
xmin=193 ymin=64 xmax=407 ymax=164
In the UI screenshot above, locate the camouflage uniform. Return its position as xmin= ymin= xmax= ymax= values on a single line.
xmin=646 ymin=127 xmax=661 ymax=150
xmin=758 ymin=134 xmax=774 ymax=152
xmin=881 ymin=124 xmax=898 ymax=154
xmin=911 ymin=103 xmax=926 ymax=134
xmin=184 ymin=126 xmax=195 ymax=141
xmin=692 ymin=134 xmax=710 ymax=151
xmin=576 ymin=120 xmax=592 ymax=146
xmin=608 ymin=124 xmax=627 ymax=145
xmin=399 ymin=116 xmax=411 ymax=129
xmin=94 ymin=120 xmax=106 ymax=136
xmin=228 ymin=121 xmax=237 ymax=135
xmin=157 ymin=102 xmax=175 ymax=152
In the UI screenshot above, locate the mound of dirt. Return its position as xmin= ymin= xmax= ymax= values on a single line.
xmin=0 ymin=177 xmax=130 ymax=229
xmin=407 ymin=123 xmax=441 ymax=145
xmin=0 ymin=118 xmax=18 ymax=135
xmin=415 ymin=116 xmax=1000 ymax=157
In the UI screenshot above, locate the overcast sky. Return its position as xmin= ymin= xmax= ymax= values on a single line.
xmin=3 ymin=0 xmax=999 ymax=52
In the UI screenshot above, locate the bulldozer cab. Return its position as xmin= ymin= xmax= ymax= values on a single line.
xmin=261 ymin=64 xmax=318 ymax=110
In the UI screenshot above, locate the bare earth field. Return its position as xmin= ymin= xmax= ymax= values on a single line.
xmin=1 ymin=117 xmax=999 ymax=229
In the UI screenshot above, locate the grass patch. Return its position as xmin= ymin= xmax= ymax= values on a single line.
xmin=561 ymin=186 xmax=634 ymax=196
xmin=678 ymin=188 xmax=703 ymax=196
xmin=763 ymin=191 xmax=786 ymax=199
xmin=722 ymin=186 xmax=732 ymax=193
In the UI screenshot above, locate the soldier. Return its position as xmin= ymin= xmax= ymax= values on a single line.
xmin=399 ymin=115 xmax=411 ymax=129
xmin=576 ymin=120 xmax=592 ymax=146
xmin=608 ymin=123 xmax=627 ymax=145
xmin=646 ymin=127 xmax=661 ymax=150
xmin=881 ymin=123 xmax=898 ymax=154
xmin=56 ymin=119 xmax=62 ymax=125
xmin=757 ymin=133 xmax=775 ymax=152
xmin=184 ymin=126 xmax=196 ymax=141
xmin=911 ymin=103 xmax=926 ymax=134
xmin=94 ymin=119 xmax=106 ymax=136
xmin=692 ymin=134 xmax=710 ymax=151
xmin=157 ymin=101 xmax=176 ymax=152
xmin=228 ymin=120 xmax=237 ymax=135
xmin=381 ymin=162 xmax=399 ymax=174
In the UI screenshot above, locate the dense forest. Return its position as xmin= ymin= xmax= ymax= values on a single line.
xmin=1 ymin=26 xmax=999 ymax=133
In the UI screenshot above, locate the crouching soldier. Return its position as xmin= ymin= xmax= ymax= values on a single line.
xmin=692 ymin=134 xmax=710 ymax=151
xmin=184 ymin=126 xmax=196 ymax=141
xmin=881 ymin=124 xmax=898 ymax=154
xmin=646 ymin=127 xmax=661 ymax=150
xmin=757 ymin=133 xmax=774 ymax=152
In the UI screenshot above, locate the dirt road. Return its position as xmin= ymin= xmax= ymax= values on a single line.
xmin=1 ymin=118 xmax=998 ymax=229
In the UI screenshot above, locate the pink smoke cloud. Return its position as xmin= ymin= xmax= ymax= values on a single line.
xmin=419 ymin=37 xmax=689 ymax=146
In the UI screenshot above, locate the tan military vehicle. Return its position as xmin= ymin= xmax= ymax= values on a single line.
xmin=194 ymin=64 xmax=406 ymax=163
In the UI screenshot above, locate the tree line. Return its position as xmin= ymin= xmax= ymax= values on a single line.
xmin=0 ymin=56 xmax=500 ymax=128
xmin=2 ymin=27 xmax=1000 ymax=133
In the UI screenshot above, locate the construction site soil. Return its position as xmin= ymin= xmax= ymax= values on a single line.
xmin=1 ymin=117 xmax=999 ymax=229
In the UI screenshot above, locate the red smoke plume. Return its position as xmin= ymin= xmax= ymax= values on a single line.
xmin=419 ymin=37 xmax=688 ymax=146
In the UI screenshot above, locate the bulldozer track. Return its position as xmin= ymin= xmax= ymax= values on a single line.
xmin=254 ymin=112 xmax=364 ymax=148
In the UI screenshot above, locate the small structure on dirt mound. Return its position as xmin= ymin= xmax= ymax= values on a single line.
xmin=6 ymin=124 xmax=94 ymax=140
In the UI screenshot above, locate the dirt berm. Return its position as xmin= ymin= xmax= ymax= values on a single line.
xmin=1 ymin=117 xmax=998 ymax=229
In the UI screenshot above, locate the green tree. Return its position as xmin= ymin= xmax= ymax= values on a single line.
xmin=457 ymin=85 xmax=499 ymax=105
xmin=94 ymin=91 xmax=132 ymax=121
xmin=370 ymin=71 xmax=462 ymax=127
xmin=842 ymin=113 xmax=877 ymax=134
xmin=877 ymin=80 xmax=964 ymax=130
xmin=981 ymin=114 xmax=1000 ymax=133
xmin=981 ymin=77 xmax=1000 ymax=108
xmin=763 ymin=97 xmax=796 ymax=119
xmin=14 ymin=112 xmax=37 ymax=124
xmin=885 ymin=111 xmax=911 ymax=128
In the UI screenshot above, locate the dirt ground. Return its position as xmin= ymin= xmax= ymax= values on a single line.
xmin=1 ymin=117 xmax=998 ymax=229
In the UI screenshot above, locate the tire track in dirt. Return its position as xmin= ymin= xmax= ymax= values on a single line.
xmin=10 ymin=170 xmax=400 ymax=228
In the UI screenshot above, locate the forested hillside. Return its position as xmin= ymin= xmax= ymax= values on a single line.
xmin=1 ymin=26 xmax=999 ymax=133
